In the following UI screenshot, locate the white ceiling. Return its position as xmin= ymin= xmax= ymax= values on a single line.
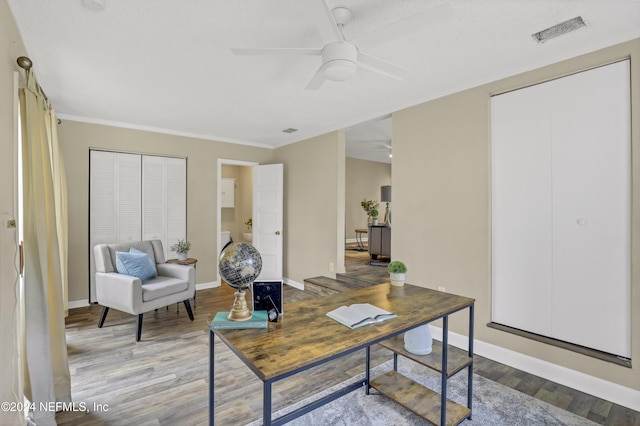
xmin=7 ymin=0 xmax=640 ymax=164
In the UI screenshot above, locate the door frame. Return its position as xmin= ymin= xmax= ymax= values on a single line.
xmin=216 ymin=158 xmax=259 ymax=285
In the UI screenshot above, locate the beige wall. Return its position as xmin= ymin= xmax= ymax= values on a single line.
xmin=5 ymin=0 xmax=638 ymax=405
xmin=58 ymin=120 xmax=273 ymax=301
xmin=345 ymin=157 xmax=391 ymax=240
xmin=392 ymin=39 xmax=640 ymax=391
xmin=273 ymin=131 xmax=346 ymax=283
xmin=221 ymin=165 xmax=253 ymax=244
xmin=0 ymin=0 xmax=25 ymax=423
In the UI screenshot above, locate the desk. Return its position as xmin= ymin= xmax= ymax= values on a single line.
xmin=209 ymin=283 xmax=474 ymax=426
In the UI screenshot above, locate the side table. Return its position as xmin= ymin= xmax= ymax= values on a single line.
xmin=166 ymin=258 xmax=198 ymax=309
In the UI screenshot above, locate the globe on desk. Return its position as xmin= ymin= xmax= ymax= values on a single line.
xmin=218 ymin=242 xmax=263 ymax=321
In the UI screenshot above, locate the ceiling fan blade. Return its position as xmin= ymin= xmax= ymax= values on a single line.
xmin=231 ymin=47 xmax=321 ymax=56
xmin=305 ymin=66 xmax=326 ymax=90
xmin=352 ymin=3 xmax=454 ymax=50
xmin=302 ymin=0 xmax=344 ymax=44
xmin=357 ymin=52 xmax=410 ymax=81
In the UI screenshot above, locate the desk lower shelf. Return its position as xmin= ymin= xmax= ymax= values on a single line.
xmin=371 ymin=371 xmax=471 ymax=426
xmin=374 ymin=336 xmax=473 ymax=426
xmin=378 ymin=337 xmax=472 ymax=377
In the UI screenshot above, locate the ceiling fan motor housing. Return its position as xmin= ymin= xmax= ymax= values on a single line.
xmin=322 ymin=42 xmax=358 ymax=81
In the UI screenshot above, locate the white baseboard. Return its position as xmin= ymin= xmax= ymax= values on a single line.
xmin=196 ymin=278 xmax=303 ymax=291
xmin=196 ymin=281 xmax=219 ymax=290
xmin=428 ymin=325 xmax=640 ymax=412
xmin=68 ymin=299 xmax=90 ymax=309
xmin=346 ymin=238 xmax=368 ymax=244
xmin=283 ymin=277 xmax=304 ymax=290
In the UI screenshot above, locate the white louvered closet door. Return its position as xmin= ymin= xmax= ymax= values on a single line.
xmin=90 ymin=151 xmax=186 ymax=302
xmin=142 ymin=156 xmax=186 ymax=260
xmin=165 ymin=157 xmax=187 ymax=258
xmin=89 ymin=151 xmax=141 ymax=302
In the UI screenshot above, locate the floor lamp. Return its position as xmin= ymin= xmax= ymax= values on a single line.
xmin=381 ymin=185 xmax=391 ymax=225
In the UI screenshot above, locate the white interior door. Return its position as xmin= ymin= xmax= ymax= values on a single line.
xmin=252 ymin=164 xmax=283 ymax=280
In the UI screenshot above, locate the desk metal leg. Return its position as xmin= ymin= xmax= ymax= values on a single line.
xmin=441 ymin=315 xmax=449 ymax=426
xmin=264 ymin=381 xmax=272 ymax=426
xmin=209 ymin=331 xmax=215 ymax=426
xmin=365 ymin=346 xmax=371 ymax=395
xmin=468 ymin=304 xmax=474 ymax=419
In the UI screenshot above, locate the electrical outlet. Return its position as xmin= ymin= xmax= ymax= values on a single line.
xmin=7 ymin=220 xmax=16 ymax=229
xmin=329 ymin=262 xmax=334 ymax=272
xmin=437 ymin=286 xmax=446 ymax=293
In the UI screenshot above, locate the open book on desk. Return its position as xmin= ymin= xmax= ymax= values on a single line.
xmin=326 ymin=303 xmax=397 ymax=329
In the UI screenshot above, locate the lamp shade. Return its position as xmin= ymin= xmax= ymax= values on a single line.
xmin=381 ymin=185 xmax=392 ymax=202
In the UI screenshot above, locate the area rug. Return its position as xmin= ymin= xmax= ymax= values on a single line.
xmin=247 ymin=357 xmax=596 ymax=426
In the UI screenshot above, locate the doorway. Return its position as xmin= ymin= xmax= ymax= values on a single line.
xmin=216 ymin=159 xmax=257 ymax=264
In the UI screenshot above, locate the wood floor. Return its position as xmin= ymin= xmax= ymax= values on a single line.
xmin=55 ymin=247 xmax=639 ymax=425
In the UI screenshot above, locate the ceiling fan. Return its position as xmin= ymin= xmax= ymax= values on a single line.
xmin=231 ymin=1 xmax=453 ymax=90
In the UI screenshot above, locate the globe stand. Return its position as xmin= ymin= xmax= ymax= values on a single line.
xmin=227 ymin=289 xmax=252 ymax=321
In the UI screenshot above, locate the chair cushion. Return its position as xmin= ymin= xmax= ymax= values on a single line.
xmin=115 ymin=250 xmax=157 ymax=283
xmin=142 ymin=276 xmax=189 ymax=302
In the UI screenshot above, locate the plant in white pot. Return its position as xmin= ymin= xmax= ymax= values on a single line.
xmin=387 ymin=261 xmax=407 ymax=287
xmin=360 ymin=199 xmax=379 ymax=225
xmin=170 ymin=239 xmax=191 ymax=261
xmin=370 ymin=209 xmax=379 ymax=225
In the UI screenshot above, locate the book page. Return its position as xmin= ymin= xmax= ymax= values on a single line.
xmin=326 ymin=303 xmax=395 ymax=328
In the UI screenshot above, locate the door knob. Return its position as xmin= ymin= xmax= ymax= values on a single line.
xmin=275 ymin=231 xmax=281 ymax=235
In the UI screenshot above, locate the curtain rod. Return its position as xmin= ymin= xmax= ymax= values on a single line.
xmin=16 ymin=56 xmax=61 ymax=124
xmin=17 ymin=56 xmax=32 ymax=70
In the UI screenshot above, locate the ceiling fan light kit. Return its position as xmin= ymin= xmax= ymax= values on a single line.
xmin=322 ymin=42 xmax=357 ymax=81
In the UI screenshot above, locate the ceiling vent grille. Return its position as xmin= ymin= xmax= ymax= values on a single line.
xmin=532 ymin=16 xmax=586 ymax=43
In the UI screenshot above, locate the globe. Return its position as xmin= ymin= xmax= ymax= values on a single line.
xmin=218 ymin=242 xmax=262 ymax=290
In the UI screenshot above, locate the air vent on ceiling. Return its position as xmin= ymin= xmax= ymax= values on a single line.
xmin=282 ymin=128 xmax=298 ymax=134
xmin=532 ymin=16 xmax=586 ymax=43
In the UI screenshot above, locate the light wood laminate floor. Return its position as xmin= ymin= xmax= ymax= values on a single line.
xmin=55 ymin=246 xmax=639 ymax=425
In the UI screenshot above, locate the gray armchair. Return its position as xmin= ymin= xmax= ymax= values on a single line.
xmin=93 ymin=239 xmax=195 ymax=341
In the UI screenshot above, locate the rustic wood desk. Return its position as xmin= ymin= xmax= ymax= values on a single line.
xmin=209 ymin=283 xmax=474 ymax=426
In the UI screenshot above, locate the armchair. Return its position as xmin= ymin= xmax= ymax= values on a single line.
xmin=93 ymin=239 xmax=195 ymax=341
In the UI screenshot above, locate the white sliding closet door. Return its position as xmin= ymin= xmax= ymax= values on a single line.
xmin=491 ymin=60 xmax=631 ymax=358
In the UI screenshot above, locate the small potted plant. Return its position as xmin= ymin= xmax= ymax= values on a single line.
xmin=170 ymin=239 xmax=191 ymax=261
xmin=370 ymin=209 xmax=379 ymax=225
xmin=243 ymin=218 xmax=253 ymax=242
xmin=387 ymin=260 xmax=407 ymax=287
xmin=361 ymin=199 xmax=380 ymax=225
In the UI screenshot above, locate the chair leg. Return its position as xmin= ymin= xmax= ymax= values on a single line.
xmin=136 ymin=313 xmax=143 ymax=342
xmin=98 ymin=306 xmax=109 ymax=328
xmin=183 ymin=299 xmax=194 ymax=321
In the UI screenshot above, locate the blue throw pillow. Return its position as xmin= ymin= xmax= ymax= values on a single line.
xmin=115 ymin=250 xmax=157 ymax=283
